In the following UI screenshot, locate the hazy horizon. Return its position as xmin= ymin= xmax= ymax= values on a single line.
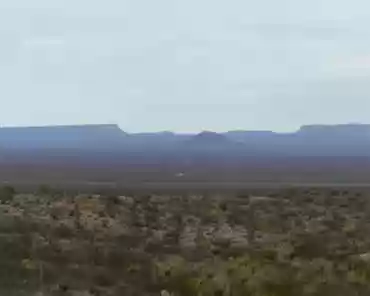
xmin=0 ymin=0 xmax=370 ymax=132
xmin=0 ymin=121 xmax=368 ymax=135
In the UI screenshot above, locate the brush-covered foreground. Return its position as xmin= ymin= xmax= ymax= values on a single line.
xmin=1 ymin=186 xmax=370 ymax=295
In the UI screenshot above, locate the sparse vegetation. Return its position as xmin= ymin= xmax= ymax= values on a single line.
xmin=2 ymin=186 xmax=370 ymax=295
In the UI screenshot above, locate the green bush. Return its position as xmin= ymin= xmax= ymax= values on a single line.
xmin=0 ymin=185 xmax=16 ymax=203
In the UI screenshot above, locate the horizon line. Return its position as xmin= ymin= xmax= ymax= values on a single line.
xmin=0 ymin=122 xmax=369 ymax=135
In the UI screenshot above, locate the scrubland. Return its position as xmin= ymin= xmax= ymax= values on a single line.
xmin=1 ymin=186 xmax=370 ymax=295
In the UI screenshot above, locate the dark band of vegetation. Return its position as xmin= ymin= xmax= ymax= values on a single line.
xmin=1 ymin=185 xmax=370 ymax=295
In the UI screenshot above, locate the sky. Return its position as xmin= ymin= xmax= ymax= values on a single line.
xmin=0 ymin=0 xmax=370 ymax=132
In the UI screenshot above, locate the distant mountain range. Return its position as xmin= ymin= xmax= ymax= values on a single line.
xmin=0 ymin=123 xmax=369 ymax=184
xmin=0 ymin=123 xmax=370 ymax=157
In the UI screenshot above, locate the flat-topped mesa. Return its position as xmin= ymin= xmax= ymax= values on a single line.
xmin=0 ymin=124 xmax=127 ymax=149
xmin=2 ymin=123 xmax=123 ymax=131
xmin=298 ymin=124 xmax=370 ymax=136
xmin=0 ymin=124 xmax=125 ymax=133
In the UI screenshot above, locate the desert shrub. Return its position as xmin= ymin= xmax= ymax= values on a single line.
xmin=53 ymin=224 xmax=74 ymax=239
xmin=36 ymin=184 xmax=55 ymax=197
xmin=0 ymin=185 xmax=16 ymax=203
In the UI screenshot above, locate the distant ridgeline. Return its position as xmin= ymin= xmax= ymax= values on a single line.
xmin=0 ymin=123 xmax=368 ymax=167
xmin=0 ymin=123 xmax=368 ymax=153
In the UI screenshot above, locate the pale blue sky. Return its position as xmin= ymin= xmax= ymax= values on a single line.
xmin=0 ymin=0 xmax=370 ymax=132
